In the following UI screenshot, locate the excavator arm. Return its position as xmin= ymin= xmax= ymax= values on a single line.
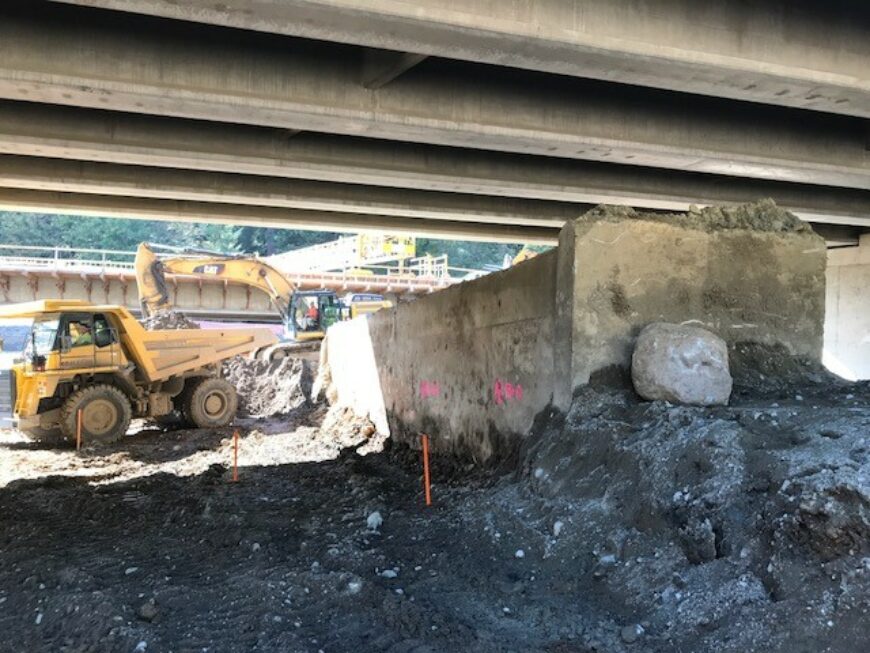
xmin=135 ymin=243 xmax=297 ymax=323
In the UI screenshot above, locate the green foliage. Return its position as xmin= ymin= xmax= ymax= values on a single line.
xmin=235 ymin=226 xmax=338 ymax=256
xmin=416 ymin=238 xmax=523 ymax=270
xmin=0 ymin=212 xmax=548 ymax=269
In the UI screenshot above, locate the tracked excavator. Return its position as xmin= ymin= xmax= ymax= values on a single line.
xmin=134 ymin=243 xmax=391 ymax=360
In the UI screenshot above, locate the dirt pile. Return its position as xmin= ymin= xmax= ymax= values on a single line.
xmin=517 ymin=379 xmax=870 ymax=652
xmin=223 ymin=356 xmax=314 ymax=418
xmin=583 ymin=198 xmax=813 ymax=234
xmin=0 ymin=375 xmax=866 ymax=651
xmin=139 ymin=312 xmax=200 ymax=330
xmin=320 ymin=405 xmax=383 ymax=455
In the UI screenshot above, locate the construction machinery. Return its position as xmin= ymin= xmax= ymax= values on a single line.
xmin=0 ymin=299 xmax=276 ymax=445
xmin=135 ymin=243 xmax=392 ymax=355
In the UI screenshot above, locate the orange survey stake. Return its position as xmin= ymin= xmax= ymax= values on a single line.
xmin=232 ymin=429 xmax=239 ymax=482
xmin=421 ymin=433 xmax=432 ymax=506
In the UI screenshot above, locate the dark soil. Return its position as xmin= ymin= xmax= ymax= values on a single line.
xmin=0 ymin=378 xmax=867 ymax=652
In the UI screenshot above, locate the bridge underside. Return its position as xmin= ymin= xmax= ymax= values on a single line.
xmin=0 ymin=2 xmax=864 ymax=241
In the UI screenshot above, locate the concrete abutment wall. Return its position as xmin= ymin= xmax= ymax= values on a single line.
xmin=325 ymin=203 xmax=828 ymax=462
xmin=824 ymin=235 xmax=870 ymax=380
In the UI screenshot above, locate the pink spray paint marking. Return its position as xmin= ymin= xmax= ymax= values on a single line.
xmin=494 ymin=379 xmax=524 ymax=405
xmin=419 ymin=380 xmax=441 ymax=399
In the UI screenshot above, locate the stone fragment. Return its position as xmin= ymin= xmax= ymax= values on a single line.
xmin=366 ymin=511 xmax=383 ymax=531
xmin=138 ymin=600 xmax=158 ymax=622
xmin=620 ymin=623 xmax=644 ymax=643
xmin=631 ymin=323 xmax=732 ymax=406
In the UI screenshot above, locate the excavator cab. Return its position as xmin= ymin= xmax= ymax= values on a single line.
xmin=288 ymin=290 xmax=343 ymax=342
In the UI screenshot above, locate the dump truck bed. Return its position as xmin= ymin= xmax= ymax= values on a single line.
xmin=0 ymin=300 xmax=278 ymax=382
xmin=127 ymin=327 xmax=278 ymax=382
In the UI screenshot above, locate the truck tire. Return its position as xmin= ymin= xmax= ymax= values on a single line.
xmin=182 ymin=377 xmax=238 ymax=429
xmin=60 ymin=384 xmax=133 ymax=446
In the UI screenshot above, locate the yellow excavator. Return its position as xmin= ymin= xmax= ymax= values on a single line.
xmin=134 ymin=243 xmax=390 ymax=356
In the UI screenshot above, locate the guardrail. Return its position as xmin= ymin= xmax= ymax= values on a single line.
xmin=0 ymin=244 xmax=487 ymax=281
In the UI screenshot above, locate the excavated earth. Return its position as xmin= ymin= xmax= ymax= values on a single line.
xmin=0 ymin=356 xmax=867 ymax=652
xmin=139 ymin=312 xmax=201 ymax=331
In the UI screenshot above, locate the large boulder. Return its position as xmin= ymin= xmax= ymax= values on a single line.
xmin=631 ymin=322 xmax=732 ymax=406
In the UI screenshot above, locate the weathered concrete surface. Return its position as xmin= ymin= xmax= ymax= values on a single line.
xmin=362 ymin=251 xmax=558 ymax=462
xmin=327 ymin=203 xmax=827 ymax=461
xmin=1 ymin=6 xmax=868 ymax=190
xmin=0 ymin=265 xmax=275 ymax=320
xmin=0 ymin=188 xmax=557 ymax=245
xmin=54 ymin=0 xmax=870 ymax=118
xmin=824 ymin=235 xmax=870 ymax=380
xmin=2 ymin=103 xmax=870 ymax=230
xmin=560 ymin=204 xmax=827 ymax=392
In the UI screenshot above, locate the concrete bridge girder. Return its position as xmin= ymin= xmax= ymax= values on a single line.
xmin=0 ymin=155 xmax=577 ymax=229
xmin=0 ymin=267 xmax=274 ymax=318
xmin=0 ymin=104 xmax=868 ymax=230
xmin=51 ymin=0 xmax=870 ymax=118
xmin=0 ymin=188 xmax=560 ymax=245
xmin=0 ymin=7 xmax=866 ymax=190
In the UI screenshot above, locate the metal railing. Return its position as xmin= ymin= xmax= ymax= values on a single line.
xmin=0 ymin=243 xmax=487 ymax=282
xmin=0 ymin=244 xmax=136 ymax=275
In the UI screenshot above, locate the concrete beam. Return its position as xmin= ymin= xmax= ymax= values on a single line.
xmin=0 ymin=188 xmax=559 ymax=245
xmin=812 ymin=224 xmax=862 ymax=248
xmin=0 ymin=7 xmax=867 ymax=189
xmin=0 ymin=155 xmax=576 ymax=228
xmin=1 ymin=103 xmax=869 ymax=228
xmin=51 ymin=0 xmax=870 ymax=119
xmin=362 ymin=51 xmax=428 ymax=90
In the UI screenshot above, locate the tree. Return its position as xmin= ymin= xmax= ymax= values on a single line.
xmin=0 ymin=212 xmax=545 ymax=269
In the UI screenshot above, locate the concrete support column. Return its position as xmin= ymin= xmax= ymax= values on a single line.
xmin=825 ymin=235 xmax=870 ymax=380
xmin=325 ymin=202 xmax=829 ymax=462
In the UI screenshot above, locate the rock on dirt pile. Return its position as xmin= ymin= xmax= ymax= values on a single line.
xmin=519 ymin=379 xmax=869 ymax=652
xmin=631 ymin=322 xmax=732 ymax=406
xmin=139 ymin=312 xmax=200 ymax=330
xmin=223 ymin=356 xmax=313 ymax=417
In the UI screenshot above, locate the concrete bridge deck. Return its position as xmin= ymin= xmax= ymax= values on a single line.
xmin=0 ymin=2 xmax=864 ymax=242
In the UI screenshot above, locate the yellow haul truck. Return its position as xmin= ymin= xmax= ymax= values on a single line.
xmin=0 ymin=300 xmax=277 ymax=445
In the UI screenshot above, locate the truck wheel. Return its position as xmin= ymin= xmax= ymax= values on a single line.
xmin=182 ymin=377 xmax=238 ymax=429
xmin=60 ymin=384 xmax=132 ymax=446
